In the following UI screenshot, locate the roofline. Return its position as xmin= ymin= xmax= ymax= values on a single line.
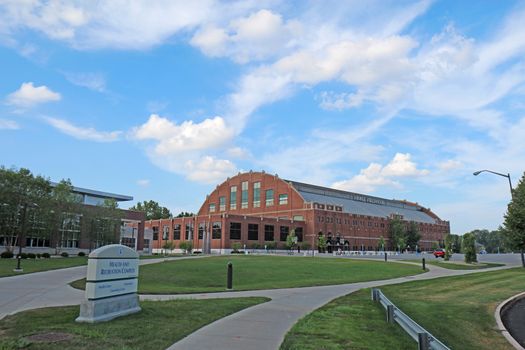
xmin=50 ymin=182 xmax=133 ymax=202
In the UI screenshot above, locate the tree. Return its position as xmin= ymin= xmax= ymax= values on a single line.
xmin=48 ymin=179 xmax=82 ymax=253
xmin=449 ymin=234 xmax=462 ymax=253
xmin=0 ymin=167 xmax=52 ymax=253
xmin=176 ymin=211 xmax=194 ymax=218
xmin=85 ymin=198 xmax=123 ymax=250
xmin=378 ymin=236 xmax=385 ymax=251
xmin=130 ymin=200 xmax=172 ymax=220
xmin=286 ymin=229 xmax=297 ymax=251
xmin=389 ymin=217 xmax=405 ymax=252
xmin=317 ymin=233 xmax=327 ymax=253
xmin=405 ymin=222 xmax=421 ymax=251
xmin=503 ymin=172 xmax=525 ymax=267
xmin=162 ymin=241 xmax=175 ymax=255
xmin=462 ymin=232 xmax=477 ymax=264
xmin=444 ymin=234 xmax=453 ymax=261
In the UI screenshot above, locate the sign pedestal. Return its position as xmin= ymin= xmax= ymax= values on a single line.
xmin=76 ymin=244 xmax=141 ymax=323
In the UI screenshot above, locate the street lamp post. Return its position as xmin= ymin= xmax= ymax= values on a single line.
xmin=473 ymin=170 xmax=513 ymax=199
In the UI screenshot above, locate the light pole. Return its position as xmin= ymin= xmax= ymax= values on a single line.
xmin=473 ymin=170 xmax=513 ymax=199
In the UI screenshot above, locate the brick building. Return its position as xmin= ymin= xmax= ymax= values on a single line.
xmin=146 ymin=171 xmax=449 ymax=253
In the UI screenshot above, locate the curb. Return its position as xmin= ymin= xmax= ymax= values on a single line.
xmin=494 ymin=291 xmax=525 ymax=350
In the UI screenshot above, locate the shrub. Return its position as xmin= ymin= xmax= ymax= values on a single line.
xmin=17 ymin=253 xmax=28 ymax=259
xmin=78 ymin=251 xmax=86 ymax=257
xmin=42 ymin=252 xmax=51 ymax=258
xmin=27 ymin=253 xmax=36 ymax=259
xmin=193 ymin=251 xmax=202 ymax=254
xmin=251 ymin=242 xmax=261 ymax=250
xmin=1 ymin=251 xmax=14 ymax=259
xmin=266 ymin=241 xmax=277 ymax=251
xmin=300 ymin=242 xmax=311 ymax=250
xmin=61 ymin=252 xmax=69 ymax=258
xmin=231 ymin=242 xmax=242 ymax=253
xmin=179 ymin=241 xmax=193 ymax=254
xmin=36 ymin=253 xmax=41 ymax=258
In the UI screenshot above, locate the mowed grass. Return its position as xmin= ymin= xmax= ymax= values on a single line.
xmin=403 ymin=259 xmax=505 ymax=270
xmin=283 ymin=268 xmax=525 ymax=350
xmin=0 ymin=257 xmax=87 ymax=277
xmin=71 ymin=255 xmax=424 ymax=294
xmin=0 ymin=297 xmax=268 ymax=350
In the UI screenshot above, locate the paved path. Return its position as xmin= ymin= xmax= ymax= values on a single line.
xmin=0 ymin=256 xmax=196 ymax=320
xmin=0 ymin=255 xmax=520 ymax=350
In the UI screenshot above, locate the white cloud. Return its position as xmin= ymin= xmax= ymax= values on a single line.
xmin=44 ymin=117 xmax=121 ymax=142
xmin=318 ymin=90 xmax=366 ymax=110
xmin=131 ymin=114 xmax=237 ymax=184
xmin=438 ymin=159 xmax=462 ymax=171
xmin=0 ymin=119 xmax=19 ymax=130
xmin=136 ymin=179 xmax=150 ymax=187
xmin=64 ymin=72 xmax=106 ymax=92
xmin=332 ymin=153 xmax=429 ymax=192
xmin=6 ymin=82 xmax=61 ymax=107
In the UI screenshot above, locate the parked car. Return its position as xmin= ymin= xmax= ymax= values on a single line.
xmin=433 ymin=248 xmax=446 ymax=258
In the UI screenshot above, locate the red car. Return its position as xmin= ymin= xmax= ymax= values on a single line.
xmin=433 ymin=249 xmax=446 ymax=258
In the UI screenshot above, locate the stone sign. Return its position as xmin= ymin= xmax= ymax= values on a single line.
xmin=76 ymin=244 xmax=141 ymax=323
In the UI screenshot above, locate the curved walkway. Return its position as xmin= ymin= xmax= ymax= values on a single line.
xmin=0 ymin=256 xmax=518 ymax=350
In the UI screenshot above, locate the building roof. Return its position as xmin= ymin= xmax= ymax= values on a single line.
xmin=287 ymin=180 xmax=439 ymax=224
xmin=50 ymin=182 xmax=133 ymax=202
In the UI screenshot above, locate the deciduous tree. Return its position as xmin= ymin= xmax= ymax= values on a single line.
xmin=503 ymin=172 xmax=525 ymax=267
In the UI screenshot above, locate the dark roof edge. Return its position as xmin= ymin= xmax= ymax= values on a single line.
xmin=50 ymin=182 xmax=133 ymax=202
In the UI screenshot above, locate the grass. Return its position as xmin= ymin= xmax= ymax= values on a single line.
xmin=0 ymin=297 xmax=268 ymax=350
xmin=0 ymin=257 xmax=87 ymax=277
xmin=71 ymin=255 xmax=424 ymax=294
xmin=282 ymin=268 xmax=525 ymax=350
xmin=403 ymin=259 xmax=505 ymax=270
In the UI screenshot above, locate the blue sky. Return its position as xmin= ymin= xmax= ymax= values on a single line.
xmin=1 ymin=0 xmax=524 ymax=234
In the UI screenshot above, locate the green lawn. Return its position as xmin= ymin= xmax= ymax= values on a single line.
xmin=283 ymin=268 xmax=525 ymax=350
xmin=0 ymin=257 xmax=87 ymax=277
xmin=0 ymin=297 xmax=268 ymax=350
xmin=71 ymin=255 xmax=424 ymax=294
xmin=403 ymin=259 xmax=505 ymax=270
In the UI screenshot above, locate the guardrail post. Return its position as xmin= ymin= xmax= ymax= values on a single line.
xmin=422 ymin=258 xmax=426 ymax=271
xmin=418 ymin=332 xmax=430 ymax=350
xmin=371 ymin=288 xmax=378 ymax=301
xmin=384 ymin=252 xmax=387 ymax=262
xmin=386 ymin=305 xmax=394 ymax=323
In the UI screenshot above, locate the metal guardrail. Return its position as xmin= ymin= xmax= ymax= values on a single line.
xmin=372 ymin=288 xmax=450 ymax=350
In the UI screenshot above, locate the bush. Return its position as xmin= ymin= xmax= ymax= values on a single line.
xmin=266 ymin=241 xmax=277 ymax=251
xmin=36 ymin=253 xmax=41 ymax=258
xmin=231 ymin=242 xmax=242 ymax=253
xmin=61 ymin=252 xmax=69 ymax=258
xmin=300 ymin=242 xmax=311 ymax=250
xmin=251 ymin=243 xmax=261 ymax=250
xmin=27 ymin=253 xmax=36 ymax=259
xmin=179 ymin=241 xmax=193 ymax=254
xmin=42 ymin=252 xmax=51 ymax=258
xmin=192 ymin=251 xmax=202 ymax=254
xmin=78 ymin=251 xmax=86 ymax=257
xmin=17 ymin=253 xmax=28 ymax=259
xmin=1 ymin=251 xmax=14 ymax=259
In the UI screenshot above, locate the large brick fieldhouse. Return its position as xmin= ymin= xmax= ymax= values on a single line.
xmin=146 ymin=171 xmax=449 ymax=253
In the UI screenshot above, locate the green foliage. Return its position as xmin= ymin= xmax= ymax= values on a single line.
xmin=503 ymin=172 xmax=525 ymax=266
xmin=405 ymin=221 xmax=421 ymax=250
xmin=449 ymin=234 xmax=462 ymax=253
xmin=231 ymin=242 xmax=242 ymax=252
xmin=162 ymin=241 xmax=175 ymax=254
xmin=130 ymin=200 xmax=172 ymax=220
xmin=27 ymin=253 xmax=36 ymax=259
xmin=176 ymin=211 xmax=194 ymax=218
xmin=317 ymin=234 xmax=327 ymax=252
xmin=78 ymin=251 xmax=86 ymax=257
xmin=61 ymin=252 xmax=69 ymax=258
xmin=300 ymin=242 xmax=311 ymax=250
xmin=42 ymin=252 xmax=50 ymax=258
xmin=389 ymin=217 xmax=406 ymax=251
xmin=431 ymin=241 xmax=439 ymax=250
xmin=465 ymin=229 xmax=506 ymax=253
xmin=462 ymin=232 xmax=477 ymax=263
xmin=377 ymin=235 xmax=385 ymax=251
xmin=250 ymin=242 xmax=261 ymax=249
xmin=265 ymin=241 xmax=277 ymax=251
xmin=179 ymin=241 xmax=193 ymax=254
xmin=1 ymin=251 xmax=14 ymax=259
xmin=286 ymin=229 xmax=297 ymax=250
xmin=444 ymin=234 xmax=453 ymax=261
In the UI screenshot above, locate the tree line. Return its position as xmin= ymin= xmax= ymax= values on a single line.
xmin=0 ymin=166 xmax=123 ymax=253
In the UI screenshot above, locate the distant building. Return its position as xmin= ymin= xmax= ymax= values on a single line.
xmin=0 ymin=183 xmax=147 ymax=254
xmin=146 ymin=171 xmax=449 ymax=253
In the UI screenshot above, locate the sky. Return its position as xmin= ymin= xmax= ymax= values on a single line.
xmin=1 ymin=0 xmax=524 ymax=234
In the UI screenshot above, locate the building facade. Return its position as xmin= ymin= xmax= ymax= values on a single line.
xmin=146 ymin=171 xmax=449 ymax=253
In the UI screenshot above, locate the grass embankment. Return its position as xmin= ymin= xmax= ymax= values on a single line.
xmin=0 ymin=297 xmax=268 ymax=350
xmin=404 ymin=259 xmax=504 ymax=270
xmin=71 ymin=255 xmax=424 ymax=294
xmin=282 ymin=268 xmax=525 ymax=350
xmin=0 ymin=257 xmax=87 ymax=277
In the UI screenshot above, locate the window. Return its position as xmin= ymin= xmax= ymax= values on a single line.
xmin=230 ymin=186 xmax=237 ymax=210
xmin=253 ymin=182 xmax=261 ymax=208
xmin=264 ymin=225 xmax=274 ymax=241
xmin=293 ymin=215 xmax=304 ymax=221
xmin=185 ymin=222 xmax=193 ymax=240
xmin=162 ymin=225 xmax=169 ymax=240
xmin=230 ymin=222 xmax=241 ymax=240
xmin=209 ymin=203 xmax=216 ymax=212
xmin=173 ymin=224 xmax=181 ymax=240
xmin=219 ymin=196 xmax=226 ymax=211
xmin=241 ymin=181 xmax=248 ymax=209
xmin=265 ymin=189 xmax=274 ymax=206
xmin=279 ymin=194 xmax=288 ymax=205
xmin=212 ymin=222 xmax=222 ymax=239
xmin=152 ymin=227 xmax=159 ymax=241
xmin=248 ymin=223 xmax=258 ymax=240
xmin=198 ymin=223 xmax=205 ymax=240
xmin=60 ymin=213 xmax=81 ymax=248
xmin=295 ymin=227 xmax=303 ymax=242
xmin=280 ymin=226 xmax=289 ymax=241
